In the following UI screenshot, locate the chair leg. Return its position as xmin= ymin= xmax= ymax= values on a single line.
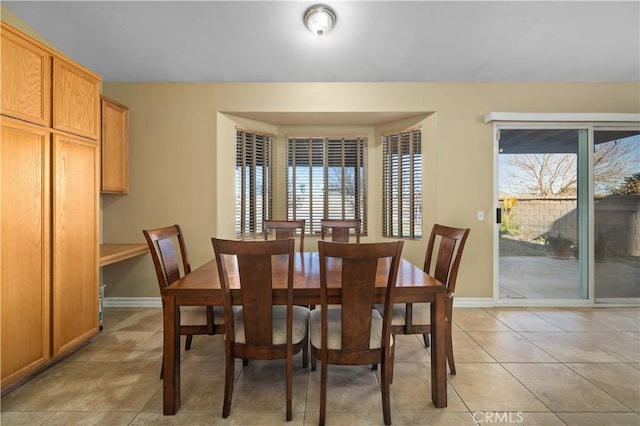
xmin=422 ymin=333 xmax=430 ymax=348
xmin=286 ymin=352 xmax=293 ymax=421
xmin=185 ymin=334 xmax=193 ymax=350
xmin=319 ymin=361 xmax=327 ymax=426
xmin=302 ymin=333 xmax=309 ymax=369
xmin=446 ymin=319 xmax=456 ymax=375
xmin=222 ymin=355 xmax=235 ymax=418
xmin=381 ymin=358 xmax=392 ymax=426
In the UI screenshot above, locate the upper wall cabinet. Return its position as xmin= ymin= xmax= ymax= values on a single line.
xmin=1 ymin=22 xmax=100 ymax=141
xmin=53 ymin=57 xmax=100 ymax=140
xmin=101 ymin=95 xmax=129 ymax=193
xmin=0 ymin=24 xmax=52 ymax=126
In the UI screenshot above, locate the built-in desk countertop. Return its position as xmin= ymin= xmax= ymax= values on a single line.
xmin=99 ymin=243 xmax=149 ymax=267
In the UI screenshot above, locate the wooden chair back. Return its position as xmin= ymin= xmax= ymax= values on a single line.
xmin=423 ymin=224 xmax=470 ymax=298
xmin=317 ymin=240 xmax=403 ymax=356
xmin=264 ymin=219 xmax=305 ymax=252
xmin=212 ymin=237 xmax=295 ymax=347
xmin=143 ymin=224 xmax=191 ymax=292
xmin=320 ymin=218 xmax=361 ymax=243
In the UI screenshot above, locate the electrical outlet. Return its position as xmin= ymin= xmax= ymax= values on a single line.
xmin=477 ymin=210 xmax=484 ymax=221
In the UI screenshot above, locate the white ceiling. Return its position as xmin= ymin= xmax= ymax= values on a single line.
xmin=4 ymin=1 xmax=639 ymax=83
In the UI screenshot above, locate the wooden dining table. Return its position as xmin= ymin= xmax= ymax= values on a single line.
xmin=161 ymin=251 xmax=448 ymax=415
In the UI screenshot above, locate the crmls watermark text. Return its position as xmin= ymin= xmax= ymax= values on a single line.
xmin=472 ymin=411 xmax=524 ymax=424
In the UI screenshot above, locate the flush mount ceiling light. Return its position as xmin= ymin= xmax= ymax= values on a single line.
xmin=304 ymin=4 xmax=336 ymax=36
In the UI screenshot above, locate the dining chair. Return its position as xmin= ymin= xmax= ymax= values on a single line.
xmin=320 ymin=218 xmax=361 ymax=242
xmin=311 ymin=240 xmax=404 ymax=426
xmin=378 ymin=224 xmax=469 ymax=375
xmin=264 ymin=219 xmax=305 ymax=252
xmin=211 ymin=237 xmax=310 ymax=421
xmin=143 ymin=224 xmax=224 ymax=378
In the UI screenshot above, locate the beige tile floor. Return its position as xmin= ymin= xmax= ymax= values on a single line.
xmin=2 ymin=307 xmax=639 ymax=425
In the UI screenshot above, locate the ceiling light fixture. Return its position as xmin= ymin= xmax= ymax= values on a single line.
xmin=304 ymin=4 xmax=336 ymax=36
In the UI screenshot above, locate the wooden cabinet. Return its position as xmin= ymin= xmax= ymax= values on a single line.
xmin=101 ymin=96 xmax=129 ymax=193
xmin=0 ymin=119 xmax=51 ymax=387
xmin=53 ymin=57 xmax=100 ymax=140
xmin=52 ymin=133 xmax=99 ymax=355
xmin=0 ymin=22 xmax=100 ymax=391
xmin=0 ymin=25 xmax=51 ymax=126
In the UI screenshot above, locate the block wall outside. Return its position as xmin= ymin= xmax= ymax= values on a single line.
xmin=501 ymin=195 xmax=640 ymax=257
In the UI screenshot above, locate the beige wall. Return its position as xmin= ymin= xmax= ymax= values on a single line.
xmin=100 ymin=82 xmax=640 ymax=299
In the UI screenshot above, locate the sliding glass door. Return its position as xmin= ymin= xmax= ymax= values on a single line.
xmin=496 ymin=123 xmax=639 ymax=303
xmin=498 ymin=128 xmax=584 ymax=300
xmin=593 ymin=129 xmax=640 ymax=301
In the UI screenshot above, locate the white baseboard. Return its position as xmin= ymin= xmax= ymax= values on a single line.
xmin=104 ymin=297 xmax=161 ymax=308
xmin=104 ymin=296 xmax=496 ymax=309
xmin=453 ymin=298 xmax=494 ymax=308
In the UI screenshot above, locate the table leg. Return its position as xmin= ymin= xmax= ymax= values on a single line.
xmin=430 ymin=291 xmax=447 ymax=408
xmin=163 ymin=296 xmax=181 ymax=415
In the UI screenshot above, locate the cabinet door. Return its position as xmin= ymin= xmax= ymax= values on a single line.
xmin=101 ymin=96 xmax=129 ymax=193
xmin=1 ymin=119 xmax=51 ymax=388
xmin=52 ymin=133 xmax=99 ymax=356
xmin=0 ymin=25 xmax=52 ymax=126
xmin=52 ymin=58 xmax=100 ymax=140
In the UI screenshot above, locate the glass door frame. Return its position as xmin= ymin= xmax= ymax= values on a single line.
xmin=486 ymin=112 xmax=640 ymax=307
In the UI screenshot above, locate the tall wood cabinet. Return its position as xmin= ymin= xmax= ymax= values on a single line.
xmin=0 ymin=22 xmax=100 ymax=390
xmin=0 ymin=120 xmax=51 ymax=386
